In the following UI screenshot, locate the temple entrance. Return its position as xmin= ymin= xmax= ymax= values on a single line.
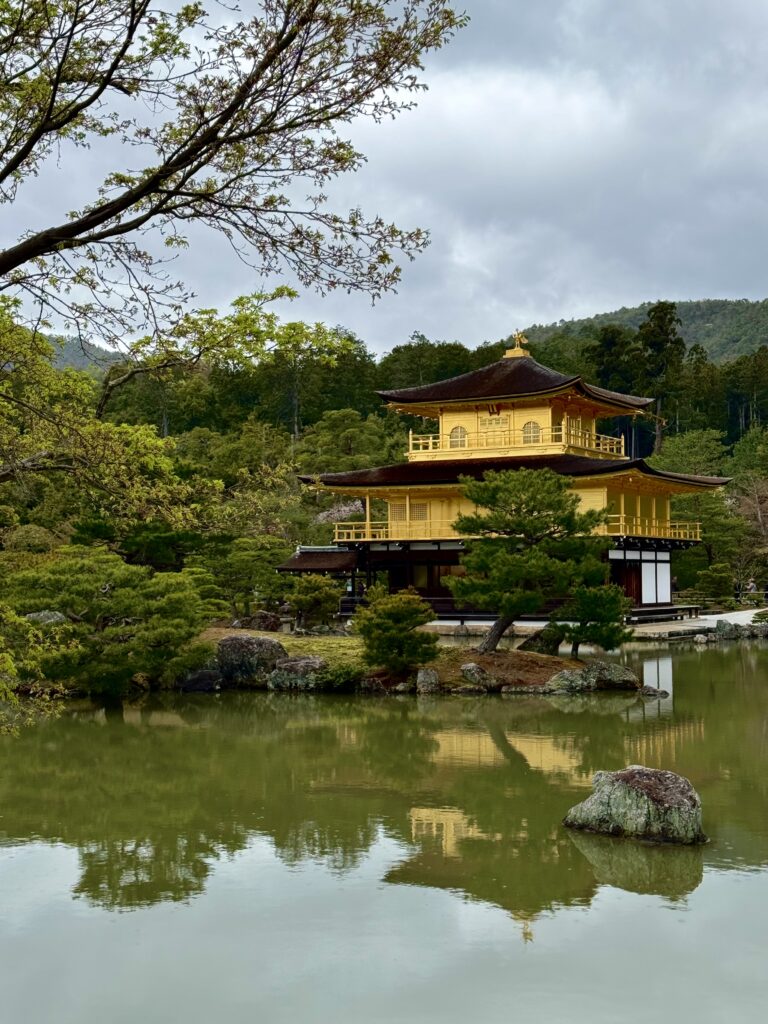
xmin=610 ymin=559 xmax=642 ymax=605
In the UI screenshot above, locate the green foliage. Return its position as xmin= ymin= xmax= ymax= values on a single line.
xmin=296 ymin=409 xmax=406 ymax=474
xmin=355 ymin=589 xmax=438 ymax=676
xmin=0 ymin=2 xmax=464 ymax=340
xmin=2 ymin=524 xmax=58 ymax=552
xmin=554 ymin=586 xmax=632 ymax=659
xmin=316 ymin=664 xmax=362 ymax=693
xmin=0 ymin=548 xmax=221 ymax=694
xmin=190 ymin=536 xmax=292 ymax=617
xmin=447 ymin=469 xmax=608 ymax=651
xmin=288 ymin=575 xmax=344 ymax=629
xmin=696 ymin=563 xmax=734 ymax=601
xmin=648 ymin=430 xmax=729 ymax=476
xmin=526 ymin=298 xmax=768 ymax=363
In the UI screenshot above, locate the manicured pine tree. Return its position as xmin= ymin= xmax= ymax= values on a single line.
xmin=445 ymin=469 xmax=608 ymax=653
xmin=553 ymin=585 xmax=632 ymax=659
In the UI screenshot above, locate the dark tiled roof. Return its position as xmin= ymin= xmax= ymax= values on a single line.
xmin=277 ymin=549 xmax=358 ymax=572
xmin=300 ymin=455 xmax=730 ymax=490
xmin=376 ymin=356 xmax=653 ymax=411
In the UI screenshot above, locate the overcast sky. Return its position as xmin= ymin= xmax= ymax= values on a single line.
xmin=12 ymin=0 xmax=768 ymax=354
xmin=281 ymin=0 xmax=768 ymax=353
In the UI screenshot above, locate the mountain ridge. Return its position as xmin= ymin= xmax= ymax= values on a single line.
xmin=522 ymin=298 xmax=768 ymax=362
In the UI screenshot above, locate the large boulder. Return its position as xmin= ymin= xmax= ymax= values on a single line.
xmin=231 ymin=611 xmax=282 ymax=632
xmin=563 ymin=765 xmax=707 ymax=845
xmin=268 ymin=655 xmax=328 ymax=691
xmin=547 ymin=660 xmax=640 ymax=693
xmin=216 ymin=634 xmax=288 ymax=687
xmin=416 ymin=667 xmax=441 ymax=694
xmin=715 ymin=619 xmax=742 ymax=640
xmin=178 ymin=669 xmax=221 ymax=693
xmin=459 ymin=662 xmax=494 ymax=692
xmin=517 ymin=624 xmax=566 ymax=655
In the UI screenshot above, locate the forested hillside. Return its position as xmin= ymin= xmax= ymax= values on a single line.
xmin=4 ymin=296 xmax=768 ymax=705
xmin=524 ymin=298 xmax=768 ymax=362
xmin=51 ymin=337 xmax=120 ymax=373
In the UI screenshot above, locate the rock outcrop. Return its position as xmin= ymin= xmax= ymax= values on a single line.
xmin=547 ymin=660 xmax=640 ymax=693
xmin=416 ymin=668 xmax=441 ymax=694
xmin=268 ymin=655 xmax=328 ymax=691
xmin=216 ymin=634 xmax=288 ymax=687
xmin=459 ymin=662 xmax=493 ymax=691
xmin=517 ymin=624 xmax=566 ymax=656
xmin=714 ymin=619 xmax=768 ymax=640
xmin=231 ymin=611 xmax=282 ymax=632
xmin=563 ymin=765 xmax=707 ymax=844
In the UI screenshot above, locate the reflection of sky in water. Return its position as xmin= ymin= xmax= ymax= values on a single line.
xmin=1 ymin=835 xmax=765 ymax=1024
xmin=1 ymin=643 xmax=768 ymax=1022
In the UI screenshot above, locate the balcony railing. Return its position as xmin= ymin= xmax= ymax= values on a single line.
xmin=334 ymin=520 xmax=459 ymax=542
xmin=601 ymin=516 xmax=701 ymax=541
xmin=409 ymin=426 xmax=625 ymax=457
xmin=334 ymin=516 xmax=701 ymax=543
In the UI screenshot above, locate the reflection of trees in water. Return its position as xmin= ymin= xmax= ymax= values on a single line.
xmin=72 ymin=831 xmax=246 ymax=909
xmin=1 ymin=655 xmax=766 ymax=916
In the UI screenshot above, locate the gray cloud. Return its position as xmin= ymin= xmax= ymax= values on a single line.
xmin=7 ymin=0 xmax=768 ymax=353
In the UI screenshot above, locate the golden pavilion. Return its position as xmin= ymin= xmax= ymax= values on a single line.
xmin=284 ymin=336 xmax=728 ymax=613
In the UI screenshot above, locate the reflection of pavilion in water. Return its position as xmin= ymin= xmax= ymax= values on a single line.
xmin=409 ymin=806 xmax=502 ymax=858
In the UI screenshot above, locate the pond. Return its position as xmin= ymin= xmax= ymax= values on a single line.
xmin=1 ymin=643 xmax=766 ymax=1023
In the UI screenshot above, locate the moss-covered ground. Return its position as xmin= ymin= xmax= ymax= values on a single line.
xmin=200 ymin=627 xmax=576 ymax=688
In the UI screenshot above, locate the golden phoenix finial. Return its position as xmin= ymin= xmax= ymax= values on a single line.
xmin=504 ymin=330 xmax=530 ymax=358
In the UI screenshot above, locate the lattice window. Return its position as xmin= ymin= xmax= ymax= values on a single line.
xmin=449 ymin=425 xmax=468 ymax=448
xmin=479 ymin=415 xmax=509 ymax=429
xmin=390 ymin=502 xmax=406 ymax=521
xmin=522 ymin=420 xmax=541 ymax=444
xmin=411 ymin=502 xmax=428 ymax=521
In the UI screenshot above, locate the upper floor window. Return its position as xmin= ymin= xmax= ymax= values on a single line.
xmin=522 ymin=420 xmax=541 ymax=445
xmin=449 ymin=425 xmax=468 ymax=449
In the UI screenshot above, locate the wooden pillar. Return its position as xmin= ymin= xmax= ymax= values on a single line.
xmin=405 ymin=491 xmax=410 ymax=540
xmin=365 ymin=490 xmax=371 ymax=539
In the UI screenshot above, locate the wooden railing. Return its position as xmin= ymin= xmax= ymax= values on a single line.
xmin=408 ymin=426 xmax=624 ymax=457
xmin=334 ymin=520 xmax=460 ymax=542
xmin=601 ymin=516 xmax=701 ymax=541
xmin=334 ymin=516 xmax=701 ymax=543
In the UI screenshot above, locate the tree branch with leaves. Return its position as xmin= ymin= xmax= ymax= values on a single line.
xmin=0 ymin=0 xmax=465 ymax=341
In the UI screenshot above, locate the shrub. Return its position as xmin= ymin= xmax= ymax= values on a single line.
xmin=3 ymin=524 xmax=58 ymax=552
xmin=354 ymin=588 xmax=438 ymax=676
xmin=317 ymin=663 xmax=362 ymax=692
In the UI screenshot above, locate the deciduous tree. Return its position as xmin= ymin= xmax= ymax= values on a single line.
xmin=0 ymin=0 xmax=464 ymax=341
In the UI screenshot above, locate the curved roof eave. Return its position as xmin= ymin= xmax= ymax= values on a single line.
xmin=299 ymin=456 xmax=731 ymax=490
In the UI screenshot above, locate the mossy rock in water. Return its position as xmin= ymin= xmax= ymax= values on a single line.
xmin=268 ymin=655 xmax=329 ymax=691
xmin=563 ymin=765 xmax=707 ymax=845
xmin=547 ymin=660 xmax=640 ymax=693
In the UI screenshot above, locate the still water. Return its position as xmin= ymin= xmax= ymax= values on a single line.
xmin=1 ymin=643 xmax=766 ymax=1024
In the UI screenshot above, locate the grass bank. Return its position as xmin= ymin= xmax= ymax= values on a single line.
xmin=200 ymin=627 xmax=577 ymax=690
